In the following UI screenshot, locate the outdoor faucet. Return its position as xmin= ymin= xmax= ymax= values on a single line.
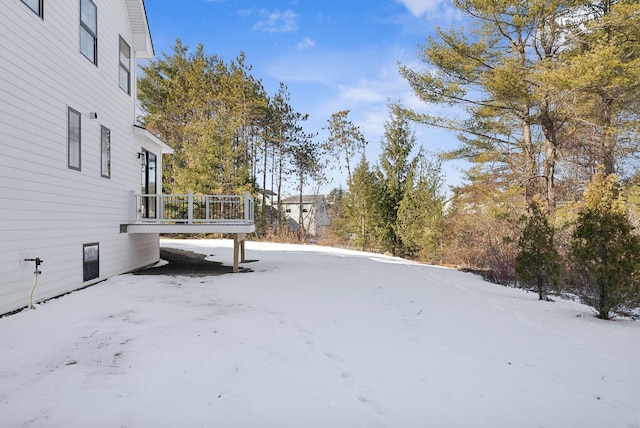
xmin=24 ymin=258 xmax=43 ymax=274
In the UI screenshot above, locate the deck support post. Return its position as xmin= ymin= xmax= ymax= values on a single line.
xmin=233 ymin=233 xmax=247 ymax=273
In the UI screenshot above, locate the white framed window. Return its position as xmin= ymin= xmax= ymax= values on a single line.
xmin=101 ymin=125 xmax=111 ymax=178
xmin=21 ymin=0 xmax=43 ymax=18
xmin=68 ymin=107 xmax=81 ymax=170
xmin=119 ymin=36 xmax=131 ymax=94
xmin=80 ymin=0 xmax=97 ymax=64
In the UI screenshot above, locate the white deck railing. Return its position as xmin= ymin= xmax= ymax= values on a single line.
xmin=132 ymin=191 xmax=254 ymax=225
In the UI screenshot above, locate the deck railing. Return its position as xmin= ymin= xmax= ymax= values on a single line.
xmin=132 ymin=191 xmax=254 ymax=225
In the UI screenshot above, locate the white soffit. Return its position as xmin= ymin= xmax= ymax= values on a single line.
xmin=133 ymin=126 xmax=174 ymax=154
xmin=126 ymin=0 xmax=154 ymax=58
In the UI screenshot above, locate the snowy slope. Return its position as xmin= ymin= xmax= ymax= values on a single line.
xmin=1 ymin=239 xmax=638 ymax=428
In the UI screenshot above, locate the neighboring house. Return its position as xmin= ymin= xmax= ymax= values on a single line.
xmin=280 ymin=195 xmax=329 ymax=237
xmin=0 ymin=0 xmax=253 ymax=315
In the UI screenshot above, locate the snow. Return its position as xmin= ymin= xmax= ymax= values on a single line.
xmin=1 ymin=239 xmax=639 ymax=428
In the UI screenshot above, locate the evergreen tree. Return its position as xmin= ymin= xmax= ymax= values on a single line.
xmin=289 ymin=132 xmax=324 ymax=240
xmin=138 ymin=40 xmax=268 ymax=195
xmin=325 ymin=187 xmax=348 ymax=244
xmin=345 ymin=155 xmax=380 ymax=251
xmin=397 ymin=154 xmax=445 ymax=263
xmin=323 ymin=110 xmax=367 ymax=185
xmin=570 ymin=171 xmax=640 ymax=319
xmin=515 ymin=200 xmax=563 ymax=301
xmin=549 ymin=0 xmax=640 ymax=177
xmin=376 ymin=106 xmax=416 ymax=256
xmin=398 ymin=0 xmax=573 ymax=207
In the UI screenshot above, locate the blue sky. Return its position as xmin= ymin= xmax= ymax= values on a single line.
xmin=143 ymin=0 xmax=467 ymax=193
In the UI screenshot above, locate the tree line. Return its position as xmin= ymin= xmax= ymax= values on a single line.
xmin=138 ymin=0 xmax=640 ymax=320
xmin=137 ymin=39 xmax=444 ymax=255
xmin=399 ymin=0 xmax=640 ymax=319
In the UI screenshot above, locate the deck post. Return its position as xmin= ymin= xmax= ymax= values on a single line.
xmin=233 ymin=233 xmax=247 ymax=273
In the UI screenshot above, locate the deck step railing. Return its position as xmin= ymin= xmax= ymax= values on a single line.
xmin=133 ymin=191 xmax=254 ymax=225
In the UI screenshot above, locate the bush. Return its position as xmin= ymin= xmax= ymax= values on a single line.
xmin=569 ymin=172 xmax=640 ymax=319
xmin=516 ymin=201 xmax=563 ymax=300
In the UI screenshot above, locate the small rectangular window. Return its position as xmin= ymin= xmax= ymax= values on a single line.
xmin=80 ymin=0 xmax=97 ymax=64
xmin=68 ymin=107 xmax=81 ymax=170
xmin=101 ymin=126 xmax=110 ymax=178
xmin=83 ymin=243 xmax=99 ymax=282
xmin=21 ymin=0 xmax=43 ymax=18
xmin=119 ymin=37 xmax=131 ymax=94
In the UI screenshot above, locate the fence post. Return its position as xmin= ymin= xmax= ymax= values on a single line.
xmin=188 ymin=191 xmax=193 ymax=224
xmin=244 ymin=191 xmax=251 ymax=222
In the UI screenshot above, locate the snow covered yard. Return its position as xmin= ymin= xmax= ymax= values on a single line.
xmin=1 ymin=239 xmax=638 ymax=428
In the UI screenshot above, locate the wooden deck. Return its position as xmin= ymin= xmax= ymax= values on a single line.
xmin=124 ymin=191 xmax=255 ymax=272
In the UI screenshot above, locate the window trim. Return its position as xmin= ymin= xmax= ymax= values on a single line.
xmin=79 ymin=0 xmax=98 ymax=65
xmin=118 ymin=36 xmax=131 ymax=94
xmin=21 ymin=0 xmax=44 ymax=19
xmin=100 ymin=125 xmax=111 ymax=178
xmin=67 ymin=107 xmax=81 ymax=171
xmin=83 ymin=242 xmax=99 ymax=282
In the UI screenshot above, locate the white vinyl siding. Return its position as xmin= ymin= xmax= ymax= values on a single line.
xmin=119 ymin=36 xmax=131 ymax=94
xmin=79 ymin=0 xmax=97 ymax=64
xmin=68 ymin=107 xmax=81 ymax=170
xmin=1 ymin=0 xmax=161 ymax=315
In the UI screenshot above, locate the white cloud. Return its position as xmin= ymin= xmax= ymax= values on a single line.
xmin=297 ymin=37 xmax=316 ymax=50
xmin=253 ymin=9 xmax=298 ymax=33
xmin=396 ymin=0 xmax=444 ymax=17
xmin=338 ymin=84 xmax=386 ymax=104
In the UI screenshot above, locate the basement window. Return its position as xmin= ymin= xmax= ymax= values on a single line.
xmin=83 ymin=243 xmax=99 ymax=282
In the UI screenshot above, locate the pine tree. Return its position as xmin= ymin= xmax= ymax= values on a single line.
xmin=322 ymin=110 xmax=367 ymax=185
xmin=397 ymin=154 xmax=445 ymax=263
xmin=515 ymin=201 xmax=563 ymax=301
xmin=376 ymin=106 xmax=416 ymax=256
xmin=570 ymin=171 xmax=640 ymax=319
xmin=289 ymin=131 xmax=323 ymax=240
xmin=138 ymin=40 xmax=269 ymax=195
xmin=345 ymin=155 xmax=380 ymax=251
xmin=549 ymin=0 xmax=640 ymax=177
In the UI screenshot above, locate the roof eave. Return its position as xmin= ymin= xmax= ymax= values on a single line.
xmin=126 ymin=0 xmax=154 ymax=59
xmin=134 ymin=125 xmax=173 ymax=154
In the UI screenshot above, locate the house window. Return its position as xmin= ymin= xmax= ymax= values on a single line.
xmin=285 ymin=208 xmax=291 ymax=213
xmin=101 ymin=126 xmax=110 ymax=178
xmin=68 ymin=107 xmax=81 ymax=170
xmin=302 ymin=208 xmax=309 ymax=213
xmin=80 ymin=0 xmax=97 ymax=64
xmin=119 ymin=36 xmax=131 ymax=94
xmin=83 ymin=243 xmax=99 ymax=282
xmin=21 ymin=0 xmax=43 ymax=18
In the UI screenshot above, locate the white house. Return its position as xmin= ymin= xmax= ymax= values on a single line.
xmin=280 ymin=195 xmax=329 ymax=237
xmin=0 ymin=0 xmax=253 ymax=315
